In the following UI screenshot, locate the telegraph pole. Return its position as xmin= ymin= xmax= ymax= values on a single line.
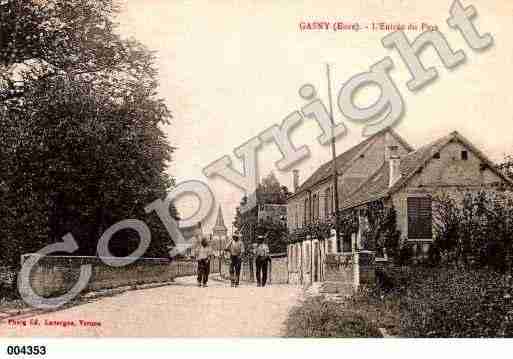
xmin=326 ymin=63 xmax=341 ymax=252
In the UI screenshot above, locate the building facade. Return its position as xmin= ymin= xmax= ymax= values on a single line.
xmin=286 ymin=129 xmax=513 ymax=286
xmin=258 ymin=203 xmax=287 ymax=225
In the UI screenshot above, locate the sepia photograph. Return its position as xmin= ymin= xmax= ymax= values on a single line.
xmin=1 ymin=0 xmax=513 ymax=354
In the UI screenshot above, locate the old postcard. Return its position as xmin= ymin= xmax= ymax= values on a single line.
xmin=1 ymin=0 xmax=513 ymax=350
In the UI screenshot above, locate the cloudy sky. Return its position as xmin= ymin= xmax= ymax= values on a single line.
xmin=117 ymin=0 xmax=513 ymax=233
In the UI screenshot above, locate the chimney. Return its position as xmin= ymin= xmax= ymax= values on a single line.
xmin=293 ymin=169 xmax=299 ymax=193
xmin=388 ymin=146 xmax=401 ymax=188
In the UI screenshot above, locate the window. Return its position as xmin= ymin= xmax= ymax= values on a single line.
xmin=295 ymin=245 xmax=299 ymax=270
xmin=305 ymin=243 xmax=310 ymax=271
xmin=461 ymin=150 xmax=468 ymax=160
xmin=325 ymin=187 xmax=331 ymax=217
xmin=295 ymin=206 xmax=299 ymax=229
xmin=304 ymin=198 xmax=309 ymax=225
xmin=313 ymin=194 xmax=318 ymax=221
xmin=342 ymin=233 xmax=352 ymax=252
xmin=315 ymin=194 xmax=320 ymax=220
xmin=407 ymin=197 xmax=433 ymax=239
xmin=433 ymin=152 xmax=440 ymax=159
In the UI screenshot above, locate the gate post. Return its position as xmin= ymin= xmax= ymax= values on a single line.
xmin=354 ymin=250 xmax=375 ymax=291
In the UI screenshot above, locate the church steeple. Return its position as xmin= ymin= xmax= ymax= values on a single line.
xmin=213 ymin=205 xmax=227 ymax=237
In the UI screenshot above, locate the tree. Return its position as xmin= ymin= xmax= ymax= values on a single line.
xmin=432 ymin=191 xmax=513 ymax=271
xmin=362 ymin=202 xmax=400 ymax=258
xmin=433 ymin=193 xmax=461 ymax=263
xmin=0 ymin=0 xmax=178 ymax=267
xmin=255 ymin=219 xmax=288 ymax=254
xmin=233 ymin=173 xmax=290 ymax=254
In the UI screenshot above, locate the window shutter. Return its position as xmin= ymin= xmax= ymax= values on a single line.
xmin=407 ymin=197 xmax=432 ymax=239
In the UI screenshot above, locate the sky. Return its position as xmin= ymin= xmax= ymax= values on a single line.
xmin=117 ymin=0 xmax=513 ymax=234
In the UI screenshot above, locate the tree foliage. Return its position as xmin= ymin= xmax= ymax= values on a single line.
xmin=433 ymin=190 xmax=513 ymax=271
xmin=233 ymin=173 xmax=290 ymax=254
xmin=0 ymin=0 xmax=177 ymax=266
xmin=362 ymin=203 xmax=400 ymax=258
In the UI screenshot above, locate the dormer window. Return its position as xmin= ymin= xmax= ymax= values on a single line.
xmin=461 ymin=150 xmax=468 ymax=160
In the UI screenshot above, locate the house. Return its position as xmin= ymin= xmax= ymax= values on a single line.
xmin=286 ymin=128 xmax=513 ymax=285
xmin=257 ymin=204 xmax=287 ymax=225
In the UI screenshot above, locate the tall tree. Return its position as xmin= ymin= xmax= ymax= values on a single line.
xmin=0 ymin=0 xmax=178 ymax=267
xmin=233 ymin=173 xmax=290 ymax=254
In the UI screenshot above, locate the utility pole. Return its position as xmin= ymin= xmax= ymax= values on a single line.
xmin=326 ymin=63 xmax=341 ymax=252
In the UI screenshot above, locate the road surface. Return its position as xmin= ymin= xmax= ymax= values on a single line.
xmin=0 ymin=276 xmax=302 ymax=337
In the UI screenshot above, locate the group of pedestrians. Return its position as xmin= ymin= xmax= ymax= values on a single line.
xmin=194 ymin=234 xmax=270 ymax=288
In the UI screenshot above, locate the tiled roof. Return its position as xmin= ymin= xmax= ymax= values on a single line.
xmin=292 ymin=128 xmax=412 ymax=197
xmin=337 ymin=133 xmax=450 ymax=210
xmin=340 ymin=131 xmax=513 ymax=210
xmin=294 ymin=135 xmax=375 ymax=194
xmin=340 ymin=163 xmax=390 ymax=210
xmin=388 ymin=134 xmax=452 ymax=193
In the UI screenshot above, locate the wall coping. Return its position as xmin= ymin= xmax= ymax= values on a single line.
xmin=21 ymin=254 xmax=171 ymax=260
xmin=20 ymin=254 xmax=172 ymax=266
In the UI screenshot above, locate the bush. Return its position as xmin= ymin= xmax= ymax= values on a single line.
xmin=399 ymin=267 xmax=513 ymax=337
xmin=346 ymin=286 xmax=401 ymax=335
xmin=0 ymin=270 xmax=19 ymax=302
xmin=376 ymin=268 xmax=395 ymax=293
xmin=426 ymin=243 xmax=441 ymax=267
xmin=284 ymin=296 xmax=382 ymax=338
xmin=396 ymin=245 xmax=413 ymax=266
xmin=480 ymin=241 xmax=507 ymax=272
xmin=433 ymin=190 xmax=513 ymax=268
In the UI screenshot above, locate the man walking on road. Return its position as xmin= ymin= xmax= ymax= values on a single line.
xmin=255 ymin=235 xmax=270 ymax=287
xmin=224 ymin=234 xmax=244 ymax=287
xmin=196 ymin=237 xmax=213 ymax=287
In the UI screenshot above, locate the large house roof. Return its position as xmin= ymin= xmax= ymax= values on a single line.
xmin=289 ymin=127 xmax=413 ymax=199
xmin=340 ymin=162 xmax=390 ymax=210
xmin=340 ymin=131 xmax=513 ymax=211
xmin=388 ymin=131 xmax=513 ymax=194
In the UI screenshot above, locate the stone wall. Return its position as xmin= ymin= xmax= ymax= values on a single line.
xmin=322 ymin=253 xmax=354 ymax=293
xmin=356 ymin=251 xmax=376 ymax=286
xmin=269 ymin=254 xmax=288 ymax=284
xmin=314 ymin=251 xmax=376 ymax=293
xmin=22 ymin=255 xmax=220 ymax=298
